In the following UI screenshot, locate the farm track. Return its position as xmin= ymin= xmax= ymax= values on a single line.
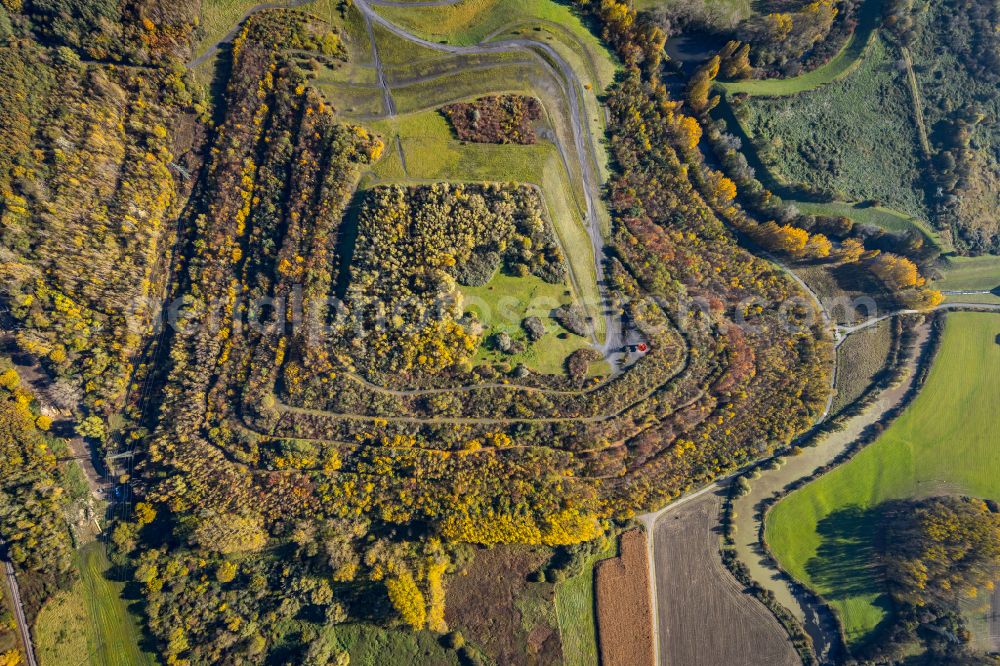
xmin=836 ymin=301 xmax=1000 ymax=336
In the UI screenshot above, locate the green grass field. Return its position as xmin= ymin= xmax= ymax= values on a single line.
xmin=791 ymin=201 xmax=948 ymax=253
xmin=554 ymin=542 xmax=617 ymax=666
xmin=34 ymin=543 xmax=157 ymax=666
xmin=718 ymin=0 xmax=883 ymax=96
xmin=766 ymin=312 xmax=1000 ymax=647
xmin=461 ymin=273 xmax=595 ymax=375
xmin=738 ymin=36 xmax=926 ymax=219
xmin=78 ymin=543 xmax=158 ymax=666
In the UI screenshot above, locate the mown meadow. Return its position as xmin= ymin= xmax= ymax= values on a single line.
xmin=767 ymin=312 xmax=1000 ymax=647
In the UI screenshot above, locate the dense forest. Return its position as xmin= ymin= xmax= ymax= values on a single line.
xmin=859 ymin=497 xmax=1000 ymax=663
xmin=0 ymin=0 xmax=945 ymax=662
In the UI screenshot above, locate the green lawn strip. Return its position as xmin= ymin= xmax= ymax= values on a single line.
xmin=790 ymin=201 xmax=948 ymax=254
xmin=933 ymin=254 xmax=1000 ymax=292
xmin=77 ymin=543 xmax=158 ymax=666
xmin=554 ymin=542 xmax=617 ymax=666
xmin=718 ymin=0 xmax=884 ymax=96
xmin=766 ymin=312 xmax=1000 ymax=647
xmin=34 ymin=583 xmax=92 ymax=666
xmin=363 ymin=109 xmax=603 ymax=339
xmin=461 ymin=273 xmax=593 ymax=375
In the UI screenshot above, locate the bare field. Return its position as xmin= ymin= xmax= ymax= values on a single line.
xmin=653 ymin=490 xmax=799 ymax=666
xmin=444 ymin=545 xmax=562 ymax=666
xmin=595 ymin=529 xmax=654 ymax=666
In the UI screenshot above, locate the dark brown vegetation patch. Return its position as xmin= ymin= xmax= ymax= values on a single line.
xmin=441 ymin=94 xmax=543 ymax=145
xmin=595 ymin=529 xmax=654 ymax=666
xmin=444 ymin=545 xmax=562 ymax=666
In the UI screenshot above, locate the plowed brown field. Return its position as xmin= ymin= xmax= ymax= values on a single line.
xmin=653 ymin=489 xmax=799 ymax=666
xmin=595 ymin=529 xmax=654 ymax=666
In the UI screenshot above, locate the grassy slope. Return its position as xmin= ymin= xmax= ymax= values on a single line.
xmin=35 ymin=584 xmax=90 ymax=666
xmin=766 ymin=312 xmax=1000 ymax=645
xmin=554 ymin=542 xmax=617 ymax=666
xmin=372 ymin=0 xmax=616 ymax=85
xmin=368 ymin=0 xmax=617 ymax=189
xmin=718 ymin=0 xmax=883 ymax=96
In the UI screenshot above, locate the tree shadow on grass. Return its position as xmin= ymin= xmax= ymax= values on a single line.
xmin=805 ymin=504 xmax=901 ymax=647
xmin=806 ymin=505 xmax=887 ymax=601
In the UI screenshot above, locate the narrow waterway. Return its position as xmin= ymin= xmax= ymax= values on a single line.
xmin=731 ymin=320 xmax=931 ymax=662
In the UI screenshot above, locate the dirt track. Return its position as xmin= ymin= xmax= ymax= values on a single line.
xmin=652 ymin=489 xmax=799 ymax=666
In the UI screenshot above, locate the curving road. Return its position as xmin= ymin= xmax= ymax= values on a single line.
xmin=836 ymin=301 xmax=1000 ymax=336
xmin=351 ymin=0 xmax=626 ymax=360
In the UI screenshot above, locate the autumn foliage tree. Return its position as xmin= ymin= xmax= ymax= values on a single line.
xmin=687 ymin=55 xmax=720 ymax=113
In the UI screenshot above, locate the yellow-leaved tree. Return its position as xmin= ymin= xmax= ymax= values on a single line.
xmin=386 ymin=571 xmax=427 ymax=629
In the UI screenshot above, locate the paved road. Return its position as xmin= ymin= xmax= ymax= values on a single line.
xmin=2 ymin=557 xmax=38 ymax=666
xmin=836 ymin=301 xmax=1000 ymax=336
